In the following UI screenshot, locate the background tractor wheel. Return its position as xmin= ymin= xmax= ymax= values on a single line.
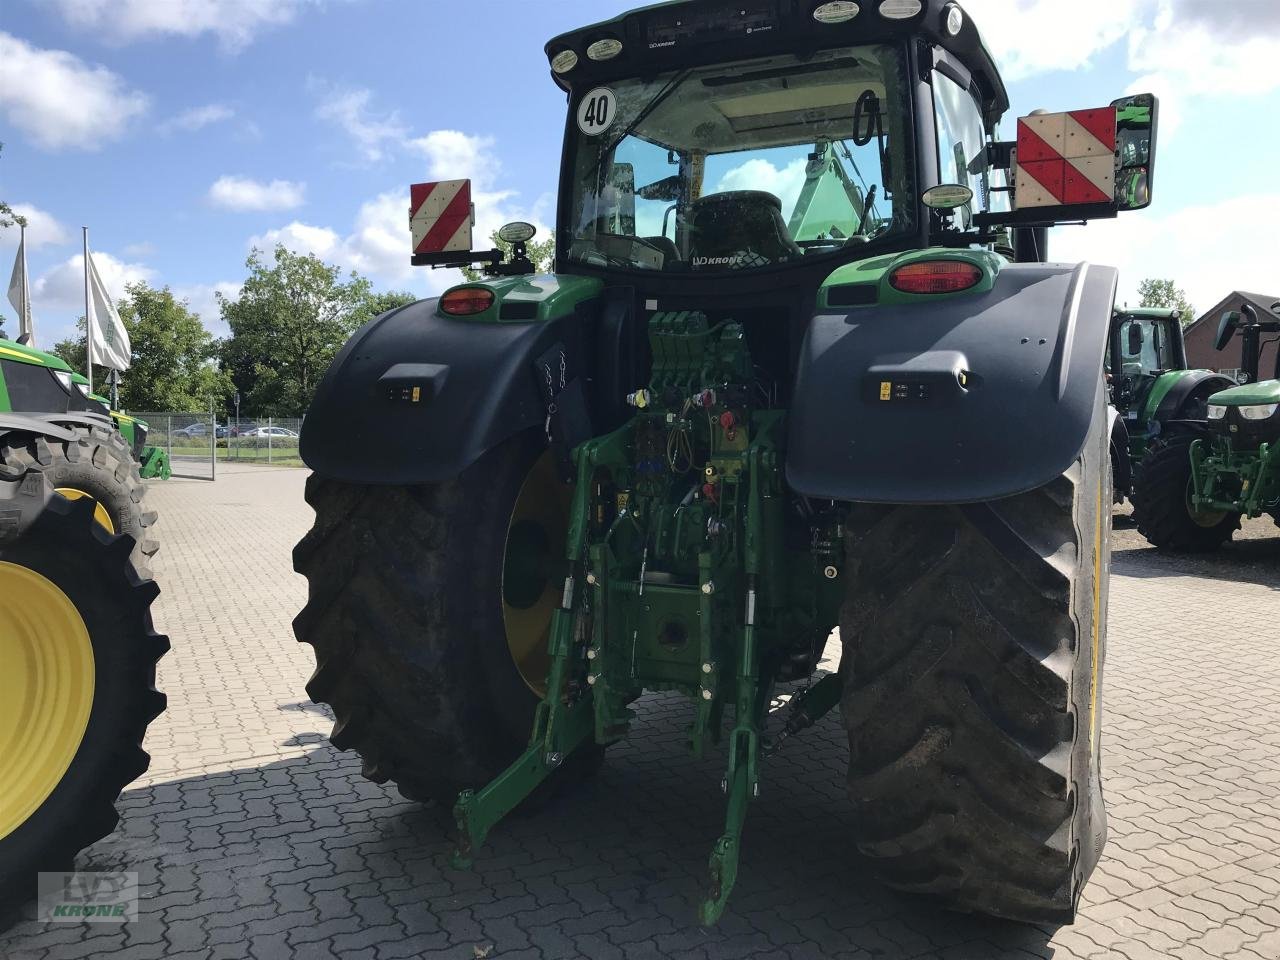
xmin=0 ymin=448 xmax=168 ymax=912
xmin=9 ymin=424 xmax=159 ymax=571
xmin=839 ymin=386 xmax=1110 ymax=924
xmin=294 ymin=430 xmax=601 ymax=806
xmin=1132 ymin=436 xmax=1239 ymax=552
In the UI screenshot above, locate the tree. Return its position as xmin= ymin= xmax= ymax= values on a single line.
xmin=218 ymin=245 xmax=375 ymax=417
xmin=1138 ymin=278 xmax=1196 ymax=327
xmin=460 ymin=230 xmax=555 ymax=282
xmin=347 ymin=289 xmax=417 ymax=329
xmin=49 ymin=283 xmax=235 ymax=411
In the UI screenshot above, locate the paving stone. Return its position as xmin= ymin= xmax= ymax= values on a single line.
xmin=0 ymin=474 xmax=1276 ymax=960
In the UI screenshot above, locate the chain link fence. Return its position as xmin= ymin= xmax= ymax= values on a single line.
xmin=132 ymin=413 xmax=307 ymax=478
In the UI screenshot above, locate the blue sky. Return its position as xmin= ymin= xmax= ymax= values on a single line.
xmin=2 ymin=0 xmax=1278 ymax=349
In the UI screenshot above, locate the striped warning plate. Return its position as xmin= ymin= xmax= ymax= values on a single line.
xmin=1015 ymin=109 xmax=1117 ymax=208
xmin=410 ymin=179 xmax=473 ymax=254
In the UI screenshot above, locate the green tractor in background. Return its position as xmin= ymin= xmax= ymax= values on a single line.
xmin=66 ymin=372 xmax=172 ymax=481
xmin=294 ymin=0 xmax=1162 ymax=926
xmin=0 ymin=337 xmax=167 ymax=913
xmin=1107 ymin=307 xmax=1235 ymax=503
xmin=1133 ymin=302 xmax=1280 ymax=549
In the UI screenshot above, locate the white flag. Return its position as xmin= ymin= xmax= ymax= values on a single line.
xmin=87 ymin=249 xmax=131 ymax=371
xmin=7 ymin=227 xmax=33 ymax=346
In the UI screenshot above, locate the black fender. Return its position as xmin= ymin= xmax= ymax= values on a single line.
xmin=1153 ymin=371 xmax=1236 ymax=424
xmin=1109 ymin=408 xmax=1132 ymax=501
xmin=301 ymin=298 xmax=591 ymax=484
xmin=786 ymin=262 xmax=1119 ymax=504
xmin=0 ymin=413 xmax=80 ymax=443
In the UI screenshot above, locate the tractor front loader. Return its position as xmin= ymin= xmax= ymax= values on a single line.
xmin=1133 ymin=302 xmax=1280 ymax=548
xmin=0 ymin=340 xmax=168 ymax=915
xmin=294 ymin=0 xmax=1160 ymax=925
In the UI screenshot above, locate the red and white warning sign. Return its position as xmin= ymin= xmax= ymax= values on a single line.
xmin=410 ymin=179 xmax=474 ymax=255
xmin=1014 ymin=108 xmax=1117 ymax=209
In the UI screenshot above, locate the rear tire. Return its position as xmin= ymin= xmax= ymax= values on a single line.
xmin=839 ymin=385 xmax=1110 ymax=924
xmin=10 ymin=424 xmax=159 ymax=571
xmin=0 ymin=443 xmax=168 ymax=913
xmin=293 ymin=430 xmax=600 ymax=805
xmin=1132 ymin=436 xmax=1239 ymax=552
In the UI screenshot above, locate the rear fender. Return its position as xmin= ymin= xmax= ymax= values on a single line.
xmin=786 ymin=262 xmax=1119 ymax=503
xmin=301 ymin=294 xmax=598 ymax=484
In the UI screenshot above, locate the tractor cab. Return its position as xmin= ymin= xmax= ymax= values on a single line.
xmin=1108 ymin=307 xmax=1188 ymax=418
xmin=413 ymin=0 xmax=1157 ymax=297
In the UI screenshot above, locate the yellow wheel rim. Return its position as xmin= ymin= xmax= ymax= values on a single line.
xmin=0 ymin=561 xmax=95 ymax=841
xmin=501 ymin=452 xmax=571 ymax=696
xmin=1185 ymin=478 xmax=1228 ymax=529
xmin=55 ymin=488 xmax=115 ymax=535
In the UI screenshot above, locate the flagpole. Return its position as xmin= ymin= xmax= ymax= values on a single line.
xmin=83 ymin=226 xmax=92 ymax=395
xmin=18 ymin=222 xmax=28 ymax=345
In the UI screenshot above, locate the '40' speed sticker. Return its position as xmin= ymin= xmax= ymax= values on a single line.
xmin=577 ymin=88 xmax=617 ymax=136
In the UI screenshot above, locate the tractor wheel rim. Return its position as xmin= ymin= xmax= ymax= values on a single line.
xmin=0 ymin=561 xmax=95 ymax=841
xmin=501 ymin=451 xmax=571 ymax=696
xmin=1185 ymin=478 xmax=1227 ymax=528
xmin=55 ymin=488 xmax=115 ymax=535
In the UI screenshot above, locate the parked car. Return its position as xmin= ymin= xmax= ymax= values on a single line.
xmin=238 ymin=426 xmax=299 ymax=440
xmin=173 ymin=423 xmax=212 ymax=438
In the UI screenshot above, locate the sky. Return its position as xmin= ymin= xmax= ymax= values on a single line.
xmin=1 ymin=0 xmax=1278 ymax=349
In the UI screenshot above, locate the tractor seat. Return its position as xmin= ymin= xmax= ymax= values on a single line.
xmin=688 ymin=191 xmax=803 ymax=268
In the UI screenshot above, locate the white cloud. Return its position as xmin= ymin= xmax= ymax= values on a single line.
xmin=122 ymin=241 xmax=156 ymax=258
xmin=249 ymin=222 xmax=341 ymax=260
xmin=0 ymin=33 xmax=148 ymax=150
xmin=0 ymin=204 xmax=70 ymax=251
xmin=409 ymin=130 xmax=503 ymax=187
xmin=209 ymin=175 xmax=306 ymax=212
xmin=245 ymin=130 xmax=551 ymax=297
xmin=33 ymin=252 xmax=157 ymax=312
xmin=960 ymin=0 xmax=1145 ymax=82
xmin=1053 ymin=193 xmax=1280 ymax=317
xmin=313 ymin=83 xmax=408 ymax=163
xmin=49 ymin=0 xmax=302 ymax=52
xmin=159 ymin=103 xmax=235 ymax=134
xmin=714 ymin=158 xmax=809 ymax=221
xmin=173 ymin=281 xmax=241 ymax=336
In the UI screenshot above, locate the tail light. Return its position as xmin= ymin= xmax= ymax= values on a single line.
xmin=888 ymin=261 xmax=984 ymax=295
xmin=440 ymin=287 xmax=495 ymax=316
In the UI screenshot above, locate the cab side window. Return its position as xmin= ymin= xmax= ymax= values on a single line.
xmin=933 ymin=72 xmax=989 ymax=228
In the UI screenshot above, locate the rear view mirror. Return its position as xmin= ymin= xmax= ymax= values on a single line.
xmin=1216 ymin=311 xmax=1240 ymax=352
xmin=1113 ymin=94 xmax=1159 ymax=211
xmin=1127 ymin=323 xmax=1144 ymax=356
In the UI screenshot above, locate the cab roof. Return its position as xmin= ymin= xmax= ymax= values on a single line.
xmin=545 ymin=0 xmax=1010 ymax=125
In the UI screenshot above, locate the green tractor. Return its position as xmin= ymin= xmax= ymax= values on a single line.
xmin=66 ymin=372 xmax=172 ymax=481
xmin=1107 ymin=307 xmax=1235 ymax=502
xmin=1133 ymin=302 xmax=1280 ymax=549
xmin=294 ymin=0 xmax=1160 ymax=925
xmin=0 ymin=338 xmax=167 ymax=912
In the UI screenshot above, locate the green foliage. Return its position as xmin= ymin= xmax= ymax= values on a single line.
xmin=460 ymin=230 xmax=556 ymax=282
xmin=218 ymin=245 xmax=376 ymax=417
xmin=0 ymin=144 xmax=25 ymax=231
xmin=347 ymin=289 xmax=418 ymax=329
xmin=1138 ymin=278 xmax=1196 ymax=327
xmin=50 ymin=283 xmax=234 ymax=411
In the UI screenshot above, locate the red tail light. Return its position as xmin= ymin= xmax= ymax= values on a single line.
xmin=888 ymin=261 xmax=984 ymax=295
xmin=440 ymin=287 xmax=495 ymax=316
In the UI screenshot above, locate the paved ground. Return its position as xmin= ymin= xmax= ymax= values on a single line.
xmin=3 ymin=463 xmax=1279 ymax=960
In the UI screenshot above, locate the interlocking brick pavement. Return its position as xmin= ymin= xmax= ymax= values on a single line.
xmin=2 ymin=463 xmax=1278 ymax=959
